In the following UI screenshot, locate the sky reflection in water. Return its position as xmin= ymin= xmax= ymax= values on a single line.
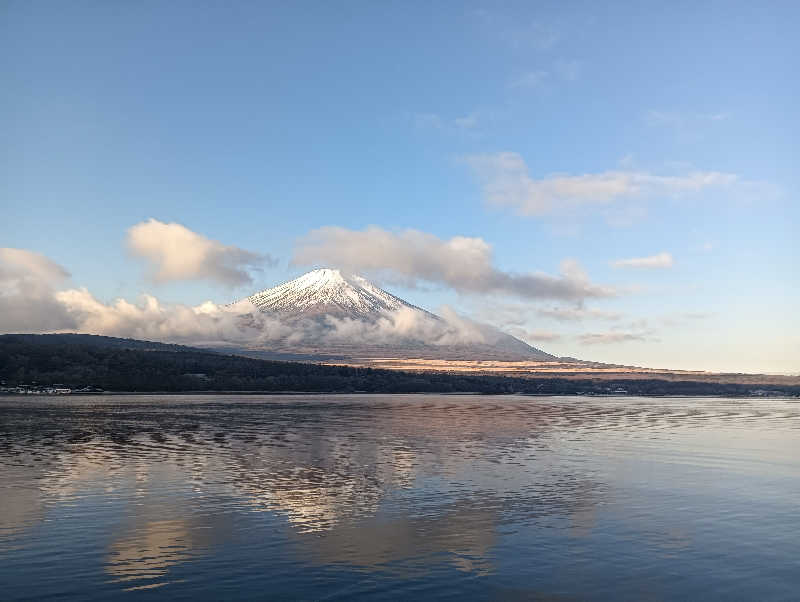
xmin=0 ymin=395 xmax=798 ymax=600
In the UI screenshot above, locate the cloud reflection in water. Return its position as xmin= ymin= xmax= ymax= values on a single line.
xmin=0 ymin=395 xmax=797 ymax=599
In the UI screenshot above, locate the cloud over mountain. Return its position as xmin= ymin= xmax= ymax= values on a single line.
xmin=293 ymin=226 xmax=613 ymax=301
xmin=127 ymin=219 xmax=271 ymax=286
xmin=0 ymin=249 xmax=528 ymax=352
xmin=47 ymin=289 xmax=517 ymax=350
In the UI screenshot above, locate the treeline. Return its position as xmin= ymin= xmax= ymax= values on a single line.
xmin=2 ymin=333 xmax=196 ymax=352
xmin=1 ymin=334 xmax=797 ymax=396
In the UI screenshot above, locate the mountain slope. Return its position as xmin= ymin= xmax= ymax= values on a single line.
xmin=241 ymin=268 xmax=554 ymax=361
xmin=248 ymin=268 xmax=432 ymax=319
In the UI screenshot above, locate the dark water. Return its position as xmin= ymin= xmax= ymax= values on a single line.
xmin=0 ymin=395 xmax=798 ymax=600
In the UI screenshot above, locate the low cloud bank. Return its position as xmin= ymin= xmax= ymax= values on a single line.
xmin=0 ymin=247 xmax=507 ymax=348
xmin=294 ymin=226 xmax=613 ymax=301
xmin=53 ymin=289 xmax=282 ymax=347
xmin=313 ymin=305 xmax=514 ymax=348
xmin=46 ymin=291 xmax=503 ymax=348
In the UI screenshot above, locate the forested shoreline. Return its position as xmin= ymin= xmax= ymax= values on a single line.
xmin=1 ymin=334 xmax=797 ymax=397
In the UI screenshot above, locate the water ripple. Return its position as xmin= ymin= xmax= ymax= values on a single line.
xmin=0 ymin=395 xmax=798 ymax=600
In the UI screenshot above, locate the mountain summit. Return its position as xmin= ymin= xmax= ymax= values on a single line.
xmin=241 ymin=268 xmax=554 ymax=361
xmin=248 ymin=268 xmax=430 ymax=319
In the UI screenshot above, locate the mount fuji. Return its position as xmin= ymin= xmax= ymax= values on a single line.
xmin=232 ymin=268 xmax=554 ymax=362
xmin=247 ymin=268 xmax=431 ymax=319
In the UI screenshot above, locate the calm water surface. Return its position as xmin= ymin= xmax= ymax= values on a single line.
xmin=0 ymin=395 xmax=798 ymax=600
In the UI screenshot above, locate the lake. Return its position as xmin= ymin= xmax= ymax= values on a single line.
xmin=1 ymin=395 xmax=798 ymax=600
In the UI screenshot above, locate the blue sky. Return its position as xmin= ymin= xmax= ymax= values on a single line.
xmin=2 ymin=1 xmax=798 ymax=372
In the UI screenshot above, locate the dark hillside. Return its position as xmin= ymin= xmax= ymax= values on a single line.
xmin=1 ymin=333 xmax=195 ymax=352
xmin=0 ymin=334 xmax=796 ymax=396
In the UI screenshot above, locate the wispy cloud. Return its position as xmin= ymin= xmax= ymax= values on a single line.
xmin=509 ymin=70 xmax=549 ymax=89
xmin=127 ymin=219 xmax=273 ymax=286
xmin=611 ymin=252 xmax=674 ymax=269
xmin=470 ymin=10 xmax=560 ymax=50
xmin=578 ymin=318 xmax=657 ymax=345
xmin=660 ymin=311 xmax=714 ymax=327
xmin=511 ymin=22 xmax=561 ymax=50
xmin=509 ymin=58 xmax=581 ymax=90
xmin=465 ymin=152 xmax=738 ymax=216
xmin=577 ymin=331 xmax=649 ymax=345
xmin=553 ymin=58 xmax=581 ymax=81
xmin=453 ymin=113 xmax=479 ymax=129
xmin=537 ymin=306 xmax=623 ymax=322
xmin=411 ymin=112 xmax=445 ymax=130
xmin=645 ymin=109 xmax=731 ymax=129
xmin=412 ymin=111 xmax=482 ymax=131
xmin=293 ymin=226 xmax=614 ymax=302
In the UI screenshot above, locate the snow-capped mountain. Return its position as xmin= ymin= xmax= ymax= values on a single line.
xmin=248 ymin=268 xmax=431 ymax=319
xmin=239 ymin=268 xmax=554 ymax=361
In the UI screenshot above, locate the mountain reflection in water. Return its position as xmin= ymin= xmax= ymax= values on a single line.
xmin=0 ymin=395 xmax=798 ymax=600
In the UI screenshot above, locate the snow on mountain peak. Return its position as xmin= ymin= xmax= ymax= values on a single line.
xmin=247 ymin=268 xmax=425 ymax=318
xmin=237 ymin=268 xmax=554 ymax=360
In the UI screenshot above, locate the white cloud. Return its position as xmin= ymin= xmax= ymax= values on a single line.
xmin=0 ymin=247 xmax=517 ymax=349
xmin=0 ymin=248 xmax=70 ymax=282
xmin=36 ymin=287 xmax=509 ymax=349
xmin=611 ymin=252 xmax=674 ymax=269
xmin=293 ymin=226 xmax=614 ymax=301
xmin=127 ymin=219 xmax=271 ymax=286
xmin=465 ymin=152 xmax=738 ymax=216
xmin=319 ymin=305 xmax=517 ymax=348
xmin=54 ymin=288 xmax=280 ymax=346
xmin=0 ymin=248 xmax=76 ymax=332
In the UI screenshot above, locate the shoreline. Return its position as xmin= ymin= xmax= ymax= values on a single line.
xmin=1 ymin=390 xmax=796 ymax=399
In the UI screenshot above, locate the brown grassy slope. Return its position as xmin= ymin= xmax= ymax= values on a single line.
xmin=322 ymin=357 xmax=800 ymax=386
